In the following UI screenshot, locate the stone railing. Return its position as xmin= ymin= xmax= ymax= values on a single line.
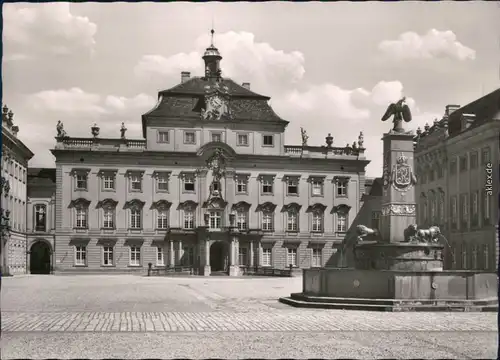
xmin=284 ymin=145 xmax=365 ymax=158
xmin=55 ymin=137 xmax=147 ymax=150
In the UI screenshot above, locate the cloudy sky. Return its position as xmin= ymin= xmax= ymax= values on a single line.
xmin=3 ymin=2 xmax=500 ymax=177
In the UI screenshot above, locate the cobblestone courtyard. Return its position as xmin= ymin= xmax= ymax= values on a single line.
xmin=1 ymin=275 xmax=498 ymax=359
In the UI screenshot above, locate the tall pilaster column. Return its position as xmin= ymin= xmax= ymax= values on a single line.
xmin=203 ymin=239 xmax=211 ymax=276
xmin=169 ymin=240 xmax=175 ymax=267
xmin=257 ymin=240 xmax=262 ymax=267
xmin=177 ymin=240 xmax=183 ymax=266
xmin=249 ymin=240 xmax=254 ymax=267
xmin=229 ymin=236 xmax=239 ymax=276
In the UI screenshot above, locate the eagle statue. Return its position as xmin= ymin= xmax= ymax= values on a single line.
xmin=381 ymin=97 xmax=412 ymax=132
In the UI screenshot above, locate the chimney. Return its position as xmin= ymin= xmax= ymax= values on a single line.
xmin=242 ymin=82 xmax=250 ymax=90
xmin=445 ymin=104 xmax=461 ymax=116
xmin=181 ymin=71 xmax=191 ymax=84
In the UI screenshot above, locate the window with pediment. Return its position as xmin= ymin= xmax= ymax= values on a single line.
xmin=127 ymin=170 xmax=144 ymax=192
xmin=482 ymin=191 xmax=491 ymax=225
xmin=309 ymin=176 xmax=325 ymax=197
xmin=429 ymin=190 xmax=436 ymax=220
xmin=284 ymin=203 xmax=301 ymax=232
xmin=34 ymin=204 xmax=47 ymax=232
xmin=99 ymin=170 xmax=117 ymax=191
xmin=460 ymin=193 xmax=469 ymax=229
xmin=308 ymin=204 xmax=326 ymax=233
xmin=235 ymin=174 xmax=249 ymax=194
xmin=154 ymin=171 xmax=171 ymax=193
xmin=259 ymin=174 xmax=275 ymax=195
xmin=334 ymin=176 xmax=350 ymax=198
xmin=99 ymin=199 xmax=118 ymax=230
xmin=180 ymin=201 xmax=198 ymax=229
xmin=438 ymin=188 xmax=445 ymax=223
xmin=181 ymin=172 xmax=196 ymax=193
xmin=284 ymin=175 xmax=300 ymax=196
xmin=152 ymin=200 xmax=171 ymax=230
xmin=332 ymin=204 xmax=350 ymax=233
xmin=258 ymin=202 xmax=276 ymax=232
xmin=125 ymin=199 xmax=145 ymax=230
xmin=471 ymin=191 xmax=479 ymax=227
xmin=72 ymin=168 xmax=90 ymax=191
xmin=450 ymin=195 xmax=458 ymax=229
xmin=470 ymin=151 xmax=478 ymax=169
xmin=232 ymin=202 xmax=250 ymax=231
xmin=71 ymin=198 xmax=91 ymax=229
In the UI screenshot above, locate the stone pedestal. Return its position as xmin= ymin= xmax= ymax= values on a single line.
xmin=229 ymin=265 xmax=240 ymax=276
xmin=380 ymin=132 xmax=417 ymax=244
xmin=202 ymin=265 xmax=211 ymax=276
xmin=354 ymin=242 xmax=444 ymax=271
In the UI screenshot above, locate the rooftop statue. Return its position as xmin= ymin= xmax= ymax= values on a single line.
xmin=56 ymin=120 xmax=67 ymax=138
xmin=381 ymin=97 xmax=412 ymax=133
xmin=300 ymin=127 xmax=309 ymax=147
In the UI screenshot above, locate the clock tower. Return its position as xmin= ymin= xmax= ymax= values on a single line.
xmin=202 ymin=29 xmax=222 ymax=80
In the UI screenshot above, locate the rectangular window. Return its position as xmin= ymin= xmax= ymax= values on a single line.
xmin=130 ymin=175 xmax=142 ymax=191
xmin=157 ymin=210 xmax=169 ymax=229
xmin=102 ymin=175 xmax=115 ymax=190
xmin=211 ymin=132 xmax=222 ymax=142
xmin=156 ymin=247 xmax=164 ymax=266
xmin=451 ymin=196 xmax=458 ymax=229
xmin=75 ymin=245 xmax=86 ymax=266
xmin=75 ymin=209 xmax=87 ymax=228
xmin=262 ymin=134 xmax=274 ymax=146
xmin=437 ymin=166 xmax=444 ymax=179
xmin=157 ymin=174 xmax=169 ymax=192
xmin=312 ymin=212 xmax=323 ymax=232
xmin=34 ymin=204 xmax=47 ymax=232
xmin=157 ymin=131 xmax=169 ymax=143
xmin=103 ymin=209 xmax=115 ymax=229
xmin=471 ymin=246 xmax=478 ymax=269
xmin=184 ymin=210 xmax=195 ymax=229
xmin=337 ymin=180 xmax=348 ymax=197
xmin=183 ymin=176 xmax=195 ymax=192
xmin=286 ymin=211 xmax=299 ymax=232
xmin=439 ymin=193 xmax=445 ymax=222
xmin=238 ymin=247 xmax=248 ymax=266
xmin=261 ymin=179 xmax=273 ymax=194
xmin=311 ymin=180 xmax=323 ymax=196
xmin=449 ymin=159 xmax=457 ymax=175
xmin=471 ymin=191 xmax=479 ymax=226
xmin=130 ymin=209 xmax=142 ymax=229
xmin=237 ymin=134 xmax=248 ymax=146
xmin=483 ymin=192 xmax=491 ymax=224
xmin=470 ymin=151 xmax=478 ymax=169
xmin=262 ymin=212 xmax=274 ymax=232
xmin=262 ymin=248 xmax=272 ymax=266
xmin=103 ymin=246 xmax=114 ymax=266
xmin=209 ymin=211 xmax=222 ymax=230
xmin=286 ymin=178 xmax=299 ymax=195
xmin=481 ymin=147 xmax=490 ymax=165
xmin=461 ymin=244 xmax=467 ymax=270
xmin=337 ymin=214 xmax=347 ymax=232
xmin=236 ymin=211 xmax=248 ymax=230
xmin=459 ymin=156 xmax=467 ymax=172
xmin=287 ymin=248 xmax=297 ymax=267
xmin=371 ymin=211 xmax=381 ymax=230
xmin=461 ymin=194 xmax=468 ymax=228
xmin=312 ymin=248 xmax=322 ymax=267
xmin=130 ymin=246 xmax=141 ymax=266
xmin=483 ymin=244 xmax=489 ymax=270
xmin=236 ymin=177 xmax=247 ymax=194
xmin=76 ymin=174 xmax=87 ymax=190
xmin=184 ymin=131 xmax=196 ymax=144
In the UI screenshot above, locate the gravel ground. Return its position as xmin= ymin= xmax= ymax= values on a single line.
xmin=1 ymin=275 xmax=498 ymax=359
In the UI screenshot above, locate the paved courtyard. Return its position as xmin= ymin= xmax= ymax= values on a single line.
xmin=1 ymin=274 xmax=498 ymax=359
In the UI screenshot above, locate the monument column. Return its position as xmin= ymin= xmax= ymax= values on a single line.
xmin=379 ymin=132 xmax=417 ymax=243
xmin=229 ymin=236 xmax=240 ymax=276
xmin=203 ymin=240 xmax=211 ymax=276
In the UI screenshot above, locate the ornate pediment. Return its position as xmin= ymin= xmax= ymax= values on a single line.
xmin=203 ymin=197 xmax=227 ymax=210
xmin=97 ymin=198 xmax=118 ymax=209
xmin=258 ymin=173 xmax=277 ymax=182
xmin=125 ymin=170 xmax=145 ymax=177
xmin=306 ymin=203 xmax=327 ymax=213
xmin=70 ymin=168 xmax=91 ymax=176
xmin=282 ymin=203 xmax=302 ymax=212
xmin=232 ymin=201 xmax=251 ymax=212
xmin=331 ymin=204 xmax=351 ymax=214
xmin=124 ymin=199 xmax=145 ymax=210
xmin=70 ymin=198 xmax=91 ymax=209
xmin=256 ymin=202 xmax=277 ymax=213
xmin=333 ymin=176 xmax=350 ymax=184
xmin=307 ymin=175 xmax=326 ymax=183
xmin=283 ymin=174 xmax=301 ymax=182
xmin=178 ymin=200 xmax=198 ymax=211
xmin=151 ymin=200 xmax=172 ymax=210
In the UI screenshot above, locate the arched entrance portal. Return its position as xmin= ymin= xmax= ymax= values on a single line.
xmin=30 ymin=241 xmax=52 ymax=274
xmin=210 ymin=241 xmax=228 ymax=273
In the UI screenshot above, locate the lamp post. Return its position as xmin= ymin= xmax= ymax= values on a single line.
xmin=1 ymin=175 xmax=11 ymax=277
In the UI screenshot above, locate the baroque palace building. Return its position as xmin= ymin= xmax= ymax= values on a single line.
xmin=49 ymin=34 xmax=370 ymax=275
xmin=1 ymin=105 xmax=34 ymax=275
xmin=414 ymin=88 xmax=500 ymax=271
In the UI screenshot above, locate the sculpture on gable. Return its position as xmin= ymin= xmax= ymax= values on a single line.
xmin=201 ymin=82 xmax=233 ymax=121
xmin=56 ymin=120 xmax=67 ymax=138
xmin=381 ymin=97 xmax=412 ymax=133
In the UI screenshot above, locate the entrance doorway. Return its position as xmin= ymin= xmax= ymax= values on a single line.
xmin=30 ymin=241 xmax=52 ymax=274
xmin=210 ymin=241 xmax=228 ymax=273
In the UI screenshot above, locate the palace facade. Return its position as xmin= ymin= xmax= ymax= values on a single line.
xmin=1 ymin=105 xmax=34 ymax=275
xmin=49 ymin=36 xmax=370 ymax=275
xmin=415 ymin=88 xmax=500 ymax=271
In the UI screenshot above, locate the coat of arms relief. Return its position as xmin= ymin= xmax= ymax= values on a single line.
xmin=201 ymin=83 xmax=233 ymax=122
xmin=390 ymin=153 xmax=417 ymax=193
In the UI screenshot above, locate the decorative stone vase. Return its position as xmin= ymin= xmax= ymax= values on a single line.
xmin=91 ymin=124 xmax=100 ymax=138
xmin=325 ymin=133 xmax=333 ymax=148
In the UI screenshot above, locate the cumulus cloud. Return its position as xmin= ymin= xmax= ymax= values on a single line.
xmin=104 ymin=94 xmax=156 ymax=112
xmin=3 ymin=3 xmax=97 ymax=60
xmin=378 ymin=29 xmax=476 ymax=61
xmin=134 ymin=31 xmax=305 ymax=93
